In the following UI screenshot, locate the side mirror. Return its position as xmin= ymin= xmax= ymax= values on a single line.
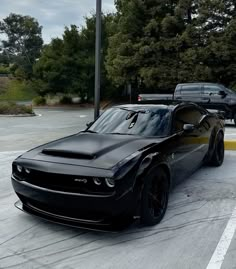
xmin=86 ymin=121 xmax=94 ymax=128
xmin=219 ymin=90 xmax=227 ymax=98
xmin=183 ymin=124 xmax=195 ymax=132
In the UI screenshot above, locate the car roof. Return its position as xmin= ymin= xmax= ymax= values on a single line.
xmin=177 ymin=82 xmax=224 ymax=87
xmin=114 ymin=103 xmax=199 ymax=111
xmin=115 ymin=104 xmax=175 ymax=110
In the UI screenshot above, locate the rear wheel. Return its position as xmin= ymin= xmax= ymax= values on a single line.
xmin=209 ymin=132 xmax=224 ymax=167
xmin=140 ymin=167 xmax=169 ymax=226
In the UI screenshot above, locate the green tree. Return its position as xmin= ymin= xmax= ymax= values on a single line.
xmin=106 ymin=0 xmax=236 ymax=92
xmin=106 ymin=0 xmax=186 ymax=92
xmin=33 ymin=14 xmax=115 ymax=100
xmin=0 ymin=13 xmax=43 ymax=78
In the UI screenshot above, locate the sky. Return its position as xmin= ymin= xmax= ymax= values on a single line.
xmin=0 ymin=0 xmax=116 ymax=43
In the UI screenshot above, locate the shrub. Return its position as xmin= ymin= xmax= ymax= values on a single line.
xmin=60 ymin=96 xmax=72 ymax=105
xmin=33 ymin=96 xmax=46 ymax=106
xmin=0 ymin=79 xmax=37 ymax=101
xmin=0 ymin=101 xmax=34 ymax=115
xmin=0 ymin=66 xmax=10 ymax=74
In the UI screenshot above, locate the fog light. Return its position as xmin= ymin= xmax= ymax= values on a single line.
xmin=17 ymin=165 xmax=23 ymax=173
xmin=93 ymin=177 xmax=102 ymax=186
xmin=105 ymin=178 xmax=115 ymax=188
xmin=25 ymin=168 xmax=31 ymax=174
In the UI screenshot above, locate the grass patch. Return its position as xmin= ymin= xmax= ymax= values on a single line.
xmin=0 ymin=101 xmax=34 ymax=115
xmin=0 ymin=80 xmax=37 ymax=101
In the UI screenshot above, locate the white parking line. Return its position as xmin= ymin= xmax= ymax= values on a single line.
xmin=206 ymin=206 xmax=236 ymax=269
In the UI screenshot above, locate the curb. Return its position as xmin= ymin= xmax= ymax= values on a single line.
xmin=0 ymin=113 xmax=37 ymax=117
xmin=225 ymin=141 xmax=236 ymax=150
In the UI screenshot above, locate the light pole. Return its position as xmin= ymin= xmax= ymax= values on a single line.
xmin=94 ymin=0 xmax=102 ymax=120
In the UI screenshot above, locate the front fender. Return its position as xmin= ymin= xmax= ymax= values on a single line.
xmin=131 ymin=153 xmax=172 ymax=218
xmin=135 ymin=152 xmax=172 ymax=188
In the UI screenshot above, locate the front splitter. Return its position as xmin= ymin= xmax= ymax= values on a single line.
xmin=14 ymin=200 xmax=132 ymax=232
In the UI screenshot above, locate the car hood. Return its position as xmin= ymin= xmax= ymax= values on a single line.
xmin=19 ymin=133 xmax=165 ymax=170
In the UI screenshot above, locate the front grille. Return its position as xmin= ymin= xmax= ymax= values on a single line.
xmin=17 ymin=194 xmax=107 ymax=222
xmin=14 ymin=169 xmax=113 ymax=195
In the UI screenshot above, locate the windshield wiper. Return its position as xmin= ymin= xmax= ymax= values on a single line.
xmin=119 ymin=108 xmax=149 ymax=121
xmin=119 ymin=108 xmax=148 ymax=114
xmin=84 ymin=130 xmax=97 ymax=134
xmin=105 ymin=132 xmax=134 ymax=136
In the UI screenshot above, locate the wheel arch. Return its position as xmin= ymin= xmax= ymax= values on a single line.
xmin=157 ymin=163 xmax=172 ymax=191
xmin=136 ymin=157 xmax=172 ymax=191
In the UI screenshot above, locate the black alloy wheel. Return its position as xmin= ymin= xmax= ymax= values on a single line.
xmin=141 ymin=167 xmax=169 ymax=226
xmin=210 ymin=132 xmax=224 ymax=167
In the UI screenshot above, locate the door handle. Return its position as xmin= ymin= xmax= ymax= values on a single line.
xmin=175 ymin=97 xmax=182 ymax=100
xmin=202 ymin=97 xmax=209 ymax=100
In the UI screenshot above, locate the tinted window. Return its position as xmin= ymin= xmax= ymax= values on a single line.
xmin=203 ymin=85 xmax=221 ymax=95
xmin=173 ymin=106 xmax=204 ymax=132
xmin=181 ymin=85 xmax=201 ymax=95
xmin=89 ymin=107 xmax=171 ymax=137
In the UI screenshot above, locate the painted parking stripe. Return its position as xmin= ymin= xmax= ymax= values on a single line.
xmin=225 ymin=141 xmax=236 ymax=150
xmin=206 ymin=206 xmax=236 ymax=269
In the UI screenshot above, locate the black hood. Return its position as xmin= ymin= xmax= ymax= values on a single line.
xmin=20 ymin=133 xmax=165 ymax=170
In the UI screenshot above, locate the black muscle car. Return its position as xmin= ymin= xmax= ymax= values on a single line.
xmin=12 ymin=103 xmax=225 ymax=230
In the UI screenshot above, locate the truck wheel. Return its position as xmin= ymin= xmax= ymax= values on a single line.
xmin=209 ymin=132 xmax=224 ymax=167
xmin=140 ymin=167 xmax=169 ymax=226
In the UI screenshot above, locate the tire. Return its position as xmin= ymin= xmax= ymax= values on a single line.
xmin=209 ymin=132 xmax=224 ymax=167
xmin=140 ymin=167 xmax=169 ymax=226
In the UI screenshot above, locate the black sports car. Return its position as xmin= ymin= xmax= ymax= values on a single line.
xmin=12 ymin=103 xmax=225 ymax=230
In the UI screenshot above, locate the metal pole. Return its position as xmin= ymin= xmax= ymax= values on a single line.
xmin=94 ymin=0 xmax=102 ymax=120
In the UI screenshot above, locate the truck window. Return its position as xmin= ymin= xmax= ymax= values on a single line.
xmin=181 ymin=85 xmax=201 ymax=95
xmin=203 ymin=85 xmax=220 ymax=95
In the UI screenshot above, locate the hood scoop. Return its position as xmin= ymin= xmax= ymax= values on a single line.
xmin=42 ymin=149 xmax=95 ymax=160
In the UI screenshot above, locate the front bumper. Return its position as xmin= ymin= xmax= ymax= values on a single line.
xmin=12 ymin=175 xmax=136 ymax=231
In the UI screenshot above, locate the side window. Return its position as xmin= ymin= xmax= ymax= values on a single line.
xmin=173 ymin=107 xmax=204 ymax=132
xmin=181 ymin=85 xmax=202 ymax=95
xmin=203 ymin=85 xmax=220 ymax=95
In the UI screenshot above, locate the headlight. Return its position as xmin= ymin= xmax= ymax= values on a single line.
xmin=93 ymin=177 xmax=102 ymax=186
xmin=17 ymin=165 xmax=23 ymax=173
xmin=105 ymin=178 xmax=115 ymax=188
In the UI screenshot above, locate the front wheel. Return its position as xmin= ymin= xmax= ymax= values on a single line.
xmin=140 ymin=167 xmax=169 ymax=226
xmin=209 ymin=132 xmax=224 ymax=167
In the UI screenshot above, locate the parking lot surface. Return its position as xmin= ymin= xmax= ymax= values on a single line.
xmin=1 ymin=108 xmax=236 ymax=269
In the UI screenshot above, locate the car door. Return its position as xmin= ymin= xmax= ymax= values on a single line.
xmin=202 ymin=85 xmax=228 ymax=111
xmin=169 ymin=105 xmax=208 ymax=185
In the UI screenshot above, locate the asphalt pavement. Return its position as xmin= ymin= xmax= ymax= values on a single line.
xmin=1 ymin=107 xmax=236 ymax=269
xmin=0 ymin=107 xmax=94 ymax=151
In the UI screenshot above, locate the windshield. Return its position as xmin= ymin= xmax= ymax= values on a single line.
xmin=88 ymin=107 xmax=171 ymax=137
xmin=226 ymin=88 xmax=235 ymax=94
